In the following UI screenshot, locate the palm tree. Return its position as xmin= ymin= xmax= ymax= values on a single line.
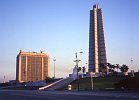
xmin=120 ymin=64 xmax=129 ymax=76
xmin=107 ymin=63 xmax=114 ymax=73
xmin=120 ymin=64 xmax=129 ymax=72
xmin=112 ymin=64 xmax=116 ymax=71
xmin=107 ymin=63 xmax=120 ymax=76
xmin=99 ymin=63 xmax=106 ymax=76
xmin=82 ymin=67 xmax=86 ymax=74
xmin=115 ymin=64 xmax=120 ymax=72
xmin=99 ymin=63 xmax=105 ymax=70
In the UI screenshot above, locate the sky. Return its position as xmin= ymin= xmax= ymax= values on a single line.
xmin=0 ymin=0 xmax=139 ymax=83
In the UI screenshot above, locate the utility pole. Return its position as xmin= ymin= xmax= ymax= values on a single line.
xmin=74 ymin=52 xmax=80 ymax=91
xmin=53 ymin=57 xmax=56 ymax=78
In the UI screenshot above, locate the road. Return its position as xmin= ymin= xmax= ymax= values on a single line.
xmin=0 ymin=90 xmax=139 ymax=100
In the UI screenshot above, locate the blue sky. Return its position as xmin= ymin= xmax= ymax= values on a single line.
xmin=0 ymin=0 xmax=139 ymax=82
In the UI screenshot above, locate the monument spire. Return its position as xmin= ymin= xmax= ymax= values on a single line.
xmin=88 ymin=4 xmax=107 ymax=73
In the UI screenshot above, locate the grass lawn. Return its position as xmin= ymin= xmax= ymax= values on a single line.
xmin=63 ymin=77 xmax=125 ymax=90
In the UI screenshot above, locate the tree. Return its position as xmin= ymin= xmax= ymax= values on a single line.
xmin=99 ymin=63 xmax=106 ymax=70
xmin=78 ymin=67 xmax=81 ymax=72
xmin=115 ymin=64 xmax=120 ymax=72
xmin=120 ymin=64 xmax=129 ymax=76
xmin=107 ymin=63 xmax=114 ymax=73
xmin=107 ymin=63 xmax=119 ymax=76
xmin=82 ymin=67 xmax=86 ymax=74
xmin=120 ymin=64 xmax=129 ymax=72
xmin=99 ymin=63 xmax=107 ymax=77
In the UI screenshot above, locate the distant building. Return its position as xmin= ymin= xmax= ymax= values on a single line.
xmin=89 ymin=4 xmax=107 ymax=73
xmin=16 ymin=50 xmax=50 ymax=82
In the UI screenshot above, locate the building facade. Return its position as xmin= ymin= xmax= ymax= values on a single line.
xmin=89 ymin=4 xmax=107 ymax=73
xmin=16 ymin=50 xmax=50 ymax=82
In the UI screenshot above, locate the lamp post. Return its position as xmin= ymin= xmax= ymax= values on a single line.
xmin=3 ymin=76 xmax=5 ymax=83
xmin=74 ymin=52 xmax=80 ymax=91
xmin=79 ymin=49 xmax=83 ymax=78
xmin=131 ymin=58 xmax=133 ymax=68
xmin=130 ymin=58 xmax=134 ymax=77
xmin=53 ymin=57 xmax=56 ymax=78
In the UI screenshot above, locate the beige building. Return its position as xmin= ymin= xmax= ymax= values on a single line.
xmin=16 ymin=50 xmax=50 ymax=82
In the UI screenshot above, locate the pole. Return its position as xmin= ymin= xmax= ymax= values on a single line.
xmin=90 ymin=72 xmax=94 ymax=90
xmin=76 ymin=53 xmax=79 ymax=91
xmin=53 ymin=57 xmax=56 ymax=78
xmin=74 ymin=52 xmax=80 ymax=91
xmin=80 ymin=49 xmax=83 ymax=78
xmin=3 ymin=76 xmax=5 ymax=83
xmin=131 ymin=58 xmax=133 ymax=70
xmin=131 ymin=58 xmax=134 ymax=77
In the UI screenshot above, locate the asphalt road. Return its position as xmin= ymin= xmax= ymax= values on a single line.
xmin=0 ymin=90 xmax=139 ymax=100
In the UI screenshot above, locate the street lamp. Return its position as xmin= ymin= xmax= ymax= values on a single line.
xmin=79 ymin=49 xmax=83 ymax=77
xmin=131 ymin=58 xmax=133 ymax=68
xmin=53 ymin=57 xmax=56 ymax=78
xmin=130 ymin=58 xmax=134 ymax=77
xmin=74 ymin=52 xmax=80 ymax=91
xmin=79 ymin=49 xmax=83 ymax=67
xmin=3 ymin=76 xmax=5 ymax=83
